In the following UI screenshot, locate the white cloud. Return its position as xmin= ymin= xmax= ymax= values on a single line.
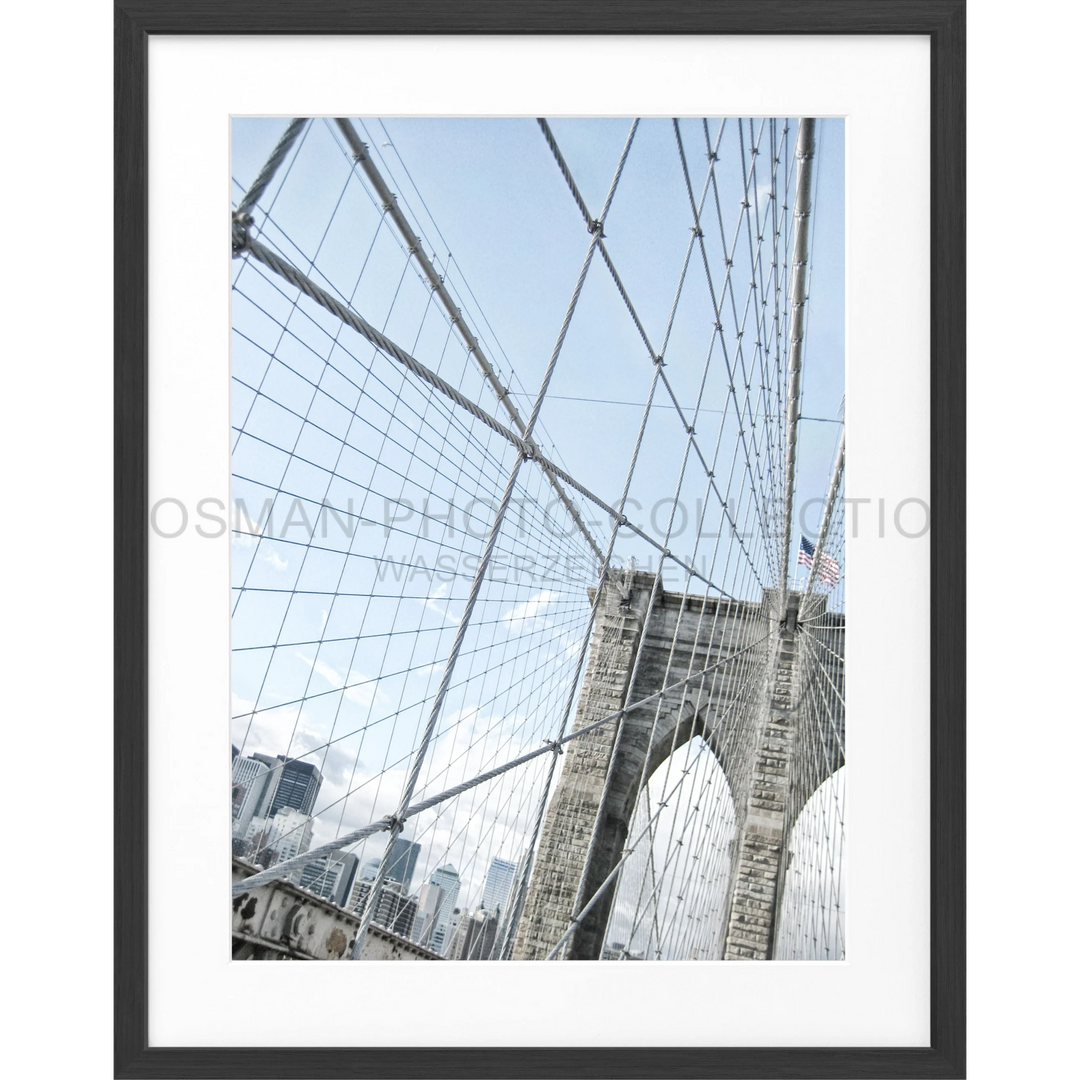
xmin=299 ymin=654 xmax=380 ymax=707
xmin=420 ymin=582 xmax=460 ymax=625
xmin=231 ymin=499 xmax=265 ymax=548
xmin=264 ymin=550 xmax=289 ymax=572
xmin=231 ymin=692 xmax=323 ymax=763
xmin=290 ymin=697 xmax=555 ymax=912
xmin=500 ymin=589 xmax=560 ymax=635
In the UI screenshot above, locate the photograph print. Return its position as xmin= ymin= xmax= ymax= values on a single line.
xmin=228 ymin=115 xmax=846 ymax=963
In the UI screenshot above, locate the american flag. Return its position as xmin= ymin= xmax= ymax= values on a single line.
xmin=798 ymin=535 xmax=840 ymax=587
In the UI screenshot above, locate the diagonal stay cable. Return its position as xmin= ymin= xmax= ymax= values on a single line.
xmin=343 ymin=120 xmax=640 ymax=956
xmin=673 ymin=117 xmax=784 ymax=590
xmin=231 ymin=230 xmax=735 ymax=598
xmin=333 ymin=118 xmax=603 ymax=562
xmin=499 ymin=298 xmax=678 ymax=955
xmin=328 ymin=119 xmax=586 ymax=534
xmin=537 ymin=118 xmax=765 ymax=592
xmin=231 ymin=628 xmax=772 ymax=897
xmin=541 ymin=638 xmax=777 ymax=960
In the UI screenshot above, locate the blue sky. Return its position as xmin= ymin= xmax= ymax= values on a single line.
xmin=229 ymin=116 xmax=844 ymax=921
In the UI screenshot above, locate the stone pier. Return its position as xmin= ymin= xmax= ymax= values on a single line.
xmin=512 ymin=571 xmax=843 ymax=961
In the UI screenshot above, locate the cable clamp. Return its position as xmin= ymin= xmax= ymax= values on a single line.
xmin=385 ymin=814 xmax=405 ymax=834
xmin=691 ymin=225 xmax=703 ymax=238
xmin=587 ymin=219 xmax=604 ymax=237
xmin=543 ymin=738 xmax=564 ymax=756
xmin=652 ymin=353 xmax=665 ymax=366
xmin=231 ymin=212 xmax=254 ymax=256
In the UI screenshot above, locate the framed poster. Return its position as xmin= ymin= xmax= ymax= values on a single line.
xmin=111 ymin=4 xmax=972 ymax=1075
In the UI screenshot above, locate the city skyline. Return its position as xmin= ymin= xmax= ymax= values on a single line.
xmin=233 ymin=752 xmax=523 ymax=957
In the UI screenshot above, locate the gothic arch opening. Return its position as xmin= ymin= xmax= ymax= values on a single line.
xmin=602 ymin=734 xmax=738 ymax=960
xmin=774 ymin=765 xmax=846 ymax=960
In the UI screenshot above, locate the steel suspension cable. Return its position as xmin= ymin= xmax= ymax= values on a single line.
xmin=346 ymin=120 xmax=640 ymax=955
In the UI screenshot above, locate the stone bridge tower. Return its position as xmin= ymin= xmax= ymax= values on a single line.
xmin=512 ymin=569 xmax=844 ymax=961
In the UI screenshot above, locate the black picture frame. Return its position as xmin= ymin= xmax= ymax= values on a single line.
xmin=115 ymin=2 xmax=965 ymax=1076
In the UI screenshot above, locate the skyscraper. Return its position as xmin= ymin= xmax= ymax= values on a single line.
xmin=349 ymin=880 xmax=419 ymax=940
xmin=385 ymin=837 xmax=420 ymax=892
xmin=425 ymin=864 xmax=460 ymax=954
xmin=251 ymin=806 xmax=312 ymax=866
xmin=448 ymin=908 xmax=501 ymax=961
xmin=250 ymin=752 xmax=282 ymax=818
xmin=231 ymin=756 xmax=271 ymax=838
xmin=413 ymin=881 xmax=444 ymax=948
xmin=480 ymin=857 xmax=517 ymax=916
xmin=295 ymin=850 xmax=358 ymax=908
xmin=435 ymin=908 xmax=462 ymax=956
xmin=267 ymin=756 xmax=322 ymax=817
